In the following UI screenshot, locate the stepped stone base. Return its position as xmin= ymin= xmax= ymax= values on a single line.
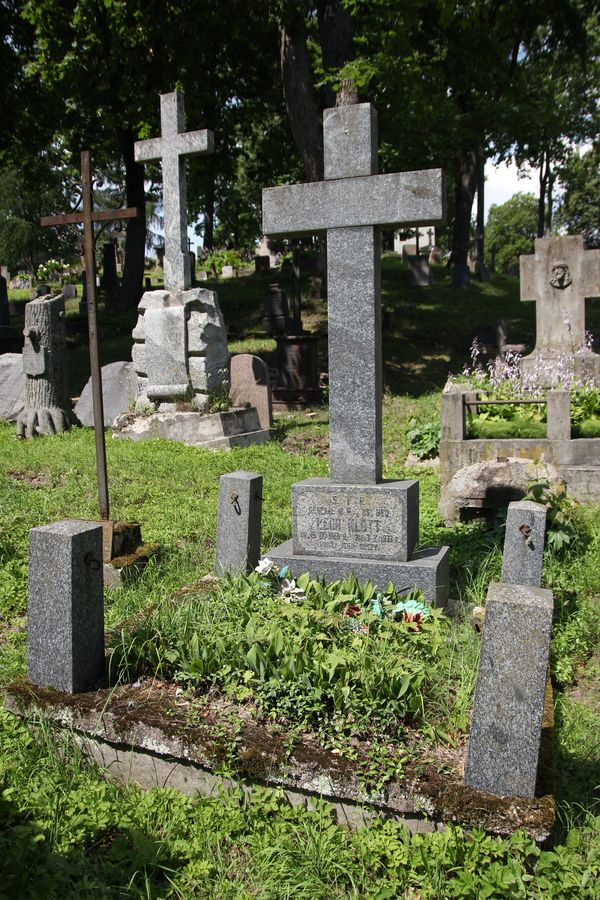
xmin=267 ymin=539 xmax=450 ymax=606
xmin=112 ymin=407 xmax=270 ymax=450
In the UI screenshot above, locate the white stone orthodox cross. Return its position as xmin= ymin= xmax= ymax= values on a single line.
xmin=520 ymin=235 xmax=600 ymax=356
xmin=262 ymin=103 xmax=445 ymax=484
xmin=135 ymin=92 xmax=214 ymax=292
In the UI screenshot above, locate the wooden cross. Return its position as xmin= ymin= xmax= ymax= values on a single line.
xmin=263 ymin=104 xmax=445 ymax=484
xmin=520 ymin=235 xmax=600 ymax=356
xmin=134 ymin=92 xmax=214 ymax=292
xmin=40 ymin=150 xmax=140 ymax=520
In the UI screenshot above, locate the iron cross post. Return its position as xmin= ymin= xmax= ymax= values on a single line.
xmin=41 ymin=149 xmax=140 ymax=520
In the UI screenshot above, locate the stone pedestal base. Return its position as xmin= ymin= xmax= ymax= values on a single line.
xmin=266 ymin=539 xmax=449 ymax=606
xmin=113 ymin=407 xmax=270 ymax=450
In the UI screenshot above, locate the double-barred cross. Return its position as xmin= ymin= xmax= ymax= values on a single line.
xmin=263 ymin=103 xmax=445 ymax=484
xmin=41 ymin=150 xmax=140 ymax=520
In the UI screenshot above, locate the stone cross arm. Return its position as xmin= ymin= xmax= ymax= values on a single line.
xmin=134 ymin=129 xmax=214 ymax=164
xmin=262 ymin=169 xmax=445 ymax=237
xmin=520 ymin=235 xmax=600 ymax=303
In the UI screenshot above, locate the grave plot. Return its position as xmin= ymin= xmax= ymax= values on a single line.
xmin=439 ymin=235 xmax=600 ymax=523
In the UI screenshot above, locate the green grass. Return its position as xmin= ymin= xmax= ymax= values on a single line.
xmin=1 ymin=258 xmax=600 ymax=893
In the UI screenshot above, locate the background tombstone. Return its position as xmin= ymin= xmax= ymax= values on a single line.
xmin=17 ymin=294 xmax=76 ymax=437
xmin=408 ymin=255 xmax=432 ymax=287
xmin=100 ymin=241 xmax=119 ymax=309
xmin=464 ymin=580 xmax=553 ymax=798
xmin=501 ymin=500 xmax=547 ymax=587
xmin=221 ymin=264 xmax=235 ymax=279
xmin=520 ymin=235 xmax=600 ymax=384
xmin=255 ymin=254 xmax=270 ymax=274
xmin=27 ymin=519 xmax=105 ymax=693
xmin=75 ymin=361 xmax=139 ymax=427
xmin=215 ymin=471 xmax=263 ymax=576
xmin=230 ymin=353 xmax=272 ymax=430
xmin=0 ymin=273 xmax=20 ymax=353
xmin=0 ymin=353 xmax=25 ymax=421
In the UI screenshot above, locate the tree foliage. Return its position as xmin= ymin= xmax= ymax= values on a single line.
xmin=485 ymin=192 xmax=538 ymax=273
xmin=556 ymin=144 xmax=600 ymax=249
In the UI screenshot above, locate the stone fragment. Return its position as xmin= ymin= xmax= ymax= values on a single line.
xmin=464 ymin=581 xmax=553 ymax=797
xmin=501 ymin=500 xmax=547 ymax=587
xmin=215 ymin=471 xmax=263 ymax=576
xmin=0 ymin=352 xmax=25 ymax=421
xmin=28 ymin=519 xmax=105 ymax=693
xmin=230 ymin=353 xmax=272 ymax=430
xmin=75 ymin=361 xmax=139 ymax=427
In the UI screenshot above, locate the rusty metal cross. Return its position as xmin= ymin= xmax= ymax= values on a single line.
xmin=40 ymin=149 xmax=141 ymax=520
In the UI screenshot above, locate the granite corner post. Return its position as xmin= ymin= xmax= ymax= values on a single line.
xmin=215 ymin=471 xmax=263 ymax=576
xmin=501 ymin=499 xmax=547 ymax=587
xmin=28 ymin=519 xmax=105 ymax=693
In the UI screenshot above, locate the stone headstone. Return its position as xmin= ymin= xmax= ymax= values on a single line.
xmin=407 ymin=255 xmax=432 ymax=287
xmin=464 ymin=581 xmax=553 ymax=798
xmin=520 ymin=235 xmax=600 ymax=384
xmin=135 ymin=92 xmax=214 ymax=292
xmin=28 ymin=519 xmax=105 ymax=693
xmin=221 ymin=264 xmax=234 ymax=279
xmin=0 ymin=353 xmax=25 ymax=421
xmin=215 ymin=471 xmax=263 ymax=575
xmin=261 ymin=103 xmax=449 ymax=600
xmin=62 ymin=283 xmax=77 ymax=300
xmin=100 ymin=242 xmax=118 ymax=292
xmin=230 ymin=353 xmax=272 ymax=430
xmin=197 ymin=270 xmax=208 ymax=281
xmin=263 ymin=283 xmax=292 ymax=335
xmin=501 ymin=500 xmax=547 ymax=587
xmin=75 ymin=361 xmax=139 ymax=427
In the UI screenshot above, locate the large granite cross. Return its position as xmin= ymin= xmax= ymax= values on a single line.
xmin=135 ymin=92 xmax=214 ymax=292
xmin=520 ymin=235 xmax=600 ymax=356
xmin=263 ymin=103 xmax=445 ymax=483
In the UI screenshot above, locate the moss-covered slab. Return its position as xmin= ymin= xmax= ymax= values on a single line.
xmin=4 ymin=678 xmax=554 ymax=841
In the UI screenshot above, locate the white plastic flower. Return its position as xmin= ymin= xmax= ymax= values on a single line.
xmin=255 ymin=557 xmax=277 ymax=576
xmin=280 ymin=578 xmax=305 ymax=602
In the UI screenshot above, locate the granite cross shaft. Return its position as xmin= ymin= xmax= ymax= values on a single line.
xmin=134 ymin=92 xmax=214 ymax=292
xmin=262 ymin=103 xmax=445 ymax=484
xmin=520 ymin=235 xmax=600 ymax=355
xmin=40 ymin=150 xmax=140 ymax=520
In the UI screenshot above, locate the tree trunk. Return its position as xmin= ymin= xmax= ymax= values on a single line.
xmin=546 ymin=168 xmax=555 ymax=235
xmin=318 ymin=0 xmax=357 ymax=108
xmin=204 ymin=166 xmax=215 ymax=252
xmin=17 ymin=294 xmax=75 ymax=437
xmin=117 ymin=127 xmax=147 ymax=310
xmin=537 ymin=147 xmax=549 ymax=238
xmin=451 ymin=149 xmax=478 ymax=287
xmin=474 ymin=148 xmax=485 ymax=276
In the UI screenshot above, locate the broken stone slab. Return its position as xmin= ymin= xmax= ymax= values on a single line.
xmin=501 ymin=500 xmax=547 ymax=587
xmin=112 ymin=407 xmax=270 ymax=450
xmin=74 ymin=361 xmax=139 ymax=427
xmin=0 ymin=352 xmax=25 ymax=421
xmin=4 ymin=679 xmax=554 ymax=842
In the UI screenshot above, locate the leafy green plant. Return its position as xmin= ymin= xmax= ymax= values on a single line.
xmin=201 ymin=249 xmax=244 ymax=276
xmin=526 ymin=478 xmax=583 ymax=555
xmin=406 ymin=418 xmax=440 ymax=459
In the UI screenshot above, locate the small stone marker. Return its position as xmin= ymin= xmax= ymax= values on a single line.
xmin=261 ymin=103 xmax=448 ymax=600
xmin=520 ymin=235 xmax=600 ymax=383
xmin=464 ymin=581 xmax=553 ymax=798
xmin=135 ymin=92 xmax=214 ymax=292
xmin=28 ymin=520 xmax=105 ymax=693
xmin=215 ymin=471 xmax=263 ymax=576
xmin=407 ymin=255 xmax=432 ymax=287
xmin=501 ymin=500 xmax=547 ymax=587
xmin=230 ymin=353 xmax=272 ymax=430
xmin=221 ymin=264 xmax=235 ymax=279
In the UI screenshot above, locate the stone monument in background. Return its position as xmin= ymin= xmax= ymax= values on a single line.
xmin=261 ymin=103 xmax=449 ymax=602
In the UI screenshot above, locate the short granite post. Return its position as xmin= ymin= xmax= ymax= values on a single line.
xmin=464 ymin=581 xmax=553 ymax=798
xmin=215 ymin=471 xmax=263 ymax=576
xmin=28 ymin=520 xmax=105 ymax=693
xmin=440 ymin=390 xmax=465 ymax=441
xmin=501 ymin=500 xmax=547 ymax=587
xmin=547 ymin=390 xmax=571 ymax=441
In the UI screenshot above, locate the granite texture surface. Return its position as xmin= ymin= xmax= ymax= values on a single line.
xmin=230 ymin=353 xmax=272 ymax=431
xmin=144 ymin=305 xmax=190 ymax=400
xmin=464 ymin=581 xmax=553 ymax=798
xmin=28 ymin=520 xmax=105 ymax=693
xmin=112 ymin=407 xmax=269 ymax=449
xmin=501 ymin=500 xmax=547 ymax=587
xmin=323 ymin=103 xmax=378 ymax=179
xmin=75 ymin=361 xmax=138 ymax=427
xmin=292 ymin=478 xmax=418 ymax=561
xmin=0 ymin=352 xmax=25 ymax=421
xmin=134 ymin=92 xmax=214 ymax=291
xmin=215 ymin=471 xmax=263 ymax=576
xmin=266 ymin=539 xmax=449 ymax=606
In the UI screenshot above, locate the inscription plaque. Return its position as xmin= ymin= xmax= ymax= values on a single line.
xmin=292 ymin=478 xmax=418 ymax=562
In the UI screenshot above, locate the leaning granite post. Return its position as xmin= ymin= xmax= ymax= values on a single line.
xmin=28 ymin=520 xmax=105 ymax=693
xmin=501 ymin=500 xmax=547 ymax=587
xmin=215 ymin=472 xmax=263 ymax=576
xmin=464 ymin=581 xmax=553 ymax=797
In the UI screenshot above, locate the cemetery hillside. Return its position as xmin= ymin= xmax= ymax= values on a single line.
xmin=1 ymin=2 xmax=599 ymax=897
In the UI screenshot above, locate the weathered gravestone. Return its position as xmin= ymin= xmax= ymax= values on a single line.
xmin=75 ymin=360 xmax=139 ymax=427
xmin=501 ymin=499 xmax=547 ymax=588
xmin=113 ymin=91 xmax=268 ymax=450
xmin=230 ymin=353 xmax=272 ymax=430
xmin=215 ymin=471 xmax=263 ymax=576
xmin=464 ymin=581 xmax=553 ymax=797
xmin=520 ymin=235 xmax=600 ymax=385
xmin=261 ymin=103 xmax=449 ymax=602
xmin=0 ymin=353 xmax=25 ymax=421
xmin=28 ymin=519 xmax=105 ymax=693
xmin=407 ymin=255 xmax=432 ymax=287
xmin=17 ymin=294 xmax=76 ymax=437
xmin=221 ymin=264 xmax=235 ymax=279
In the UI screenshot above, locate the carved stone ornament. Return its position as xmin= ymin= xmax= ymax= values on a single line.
xmin=550 ymin=263 xmax=572 ymax=290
